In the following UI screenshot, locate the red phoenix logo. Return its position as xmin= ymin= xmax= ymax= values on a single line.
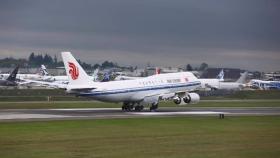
xmin=68 ymin=62 xmax=79 ymax=80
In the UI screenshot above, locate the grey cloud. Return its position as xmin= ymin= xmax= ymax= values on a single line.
xmin=0 ymin=0 xmax=279 ymax=71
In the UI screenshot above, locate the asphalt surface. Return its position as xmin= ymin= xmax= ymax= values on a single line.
xmin=0 ymin=107 xmax=280 ymax=121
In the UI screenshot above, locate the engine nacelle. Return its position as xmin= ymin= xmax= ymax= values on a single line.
xmin=173 ymin=93 xmax=200 ymax=105
xmin=185 ymin=93 xmax=200 ymax=104
xmin=173 ymin=96 xmax=181 ymax=105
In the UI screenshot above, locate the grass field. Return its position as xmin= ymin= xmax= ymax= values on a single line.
xmin=0 ymin=116 xmax=279 ymax=158
xmin=0 ymin=99 xmax=279 ymax=109
xmin=1 ymin=89 xmax=280 ymax=102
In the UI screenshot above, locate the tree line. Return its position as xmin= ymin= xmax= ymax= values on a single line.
xmin=0 ymin=53 xmax=119 ymax=70
xmin=0 ymin=52 xmax=210 ymax=72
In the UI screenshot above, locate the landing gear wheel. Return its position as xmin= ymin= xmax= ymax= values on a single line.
xmin=122 ymin=102 xmax=134 ymax=112
xmin=140 ymin=105 xmax=144 ymax=111
xmin=122 ymin=102 xmax=128 ymax=111
xmin=150 ymin=103 xmax=158 ymax=111
xmin=135 ymin=105 xmax=144 ymax=112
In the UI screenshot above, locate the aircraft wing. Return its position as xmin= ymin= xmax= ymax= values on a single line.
xmin=19 ymin=79 xmax=68 ymax=89
xmin=205 ymin=83 xmax=219 ymax=90
xmin=141 ymin=90 xmax=191 ymax=104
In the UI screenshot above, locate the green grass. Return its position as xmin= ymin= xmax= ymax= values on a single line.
xmin=0 ymin=116 xmax=279 ymax=158
xmin=0 ymin=100 xmax=279 ymax=109
xmin=0 ymin=89 xmax=65 ymax=96
xmin=0 ymin=101 xmax=120 ymax=109
xmin=1 ymin=89 xmax=280 ymax=102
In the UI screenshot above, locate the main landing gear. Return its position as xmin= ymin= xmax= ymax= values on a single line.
xmin=122 ymin=102 xmax=158 ymax=112
xmin=122 ymin=102 xmax=144 ymax=112
xmin=149 ymin=102 xmax=158 ymax=112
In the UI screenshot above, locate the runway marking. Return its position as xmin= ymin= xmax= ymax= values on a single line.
xmin=1 ymin=107 xmax=279 ymax=121
xmin=132 ymin=111 xmax=228 ymax=116
xmin=0 ymin=114 xmax=73 ymax=120
xmin=49 ymin=108 xmax=120 ymax=111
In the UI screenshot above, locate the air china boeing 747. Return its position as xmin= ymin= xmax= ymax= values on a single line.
xmin=62 ymin=52 xmax=201 ymax=111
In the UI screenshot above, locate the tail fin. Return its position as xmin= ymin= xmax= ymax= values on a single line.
xmin=93 ymin=68 xmax=99 ymax=76
xmin=155 ymin=67 xmax=161 ymax=75
xmin=7 ymin=66 xmax=19 ymax=82
xmin=236 ymin=71 xmax=248 ymax=84
xmin=101 ymin=72 xmax=111 ymax=82
xmin=216 ymin=69 xmax=224 ymax=81
xmin=40 ymin=65 xmax=49 ymax=76
xmin=61 ymin=52 xmax=94 ymax=86
xmin=92 ymin=68 xmax=99 ymax=81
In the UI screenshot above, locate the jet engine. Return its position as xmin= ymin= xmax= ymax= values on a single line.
xmin=173 ymin=93 xmax=200 ymax=105
xmin=173 ymin=96 xmax=181 ymax=104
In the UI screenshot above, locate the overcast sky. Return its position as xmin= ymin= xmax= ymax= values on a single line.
xmin=0 ymin=0 xmax=279 ymax=71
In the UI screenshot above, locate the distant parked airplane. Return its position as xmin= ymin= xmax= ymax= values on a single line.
xmin=0 ymin=66 xmax=19 ymax=86
xmin=248 ymin=79 xmax=280 ymax=90
xmin=199 ymin=70 xmax=247 ymax=90
xmin=23 ymin=64 xmax=101 ymax=88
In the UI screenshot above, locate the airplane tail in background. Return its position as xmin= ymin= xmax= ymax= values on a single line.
xmin=92 ymin=68 xmax=99 ymax=81
xmin=61 ymin=52 xmax=94 ymax=87
xmin=40 ymin=65 xmax=49 ymax=76
xmin=155 ymin=67 xmax=161 ymax=75
xmin=216 ymin=69 xmax=224 ymax=81
xmin=6 ymin=66 xmax=19 ymax=82
xmin=101 ymin=72 xmax=111 ymax=82
xmin=93 ymin=68 xmax=99 ymax=77
xmin=236 ymin=71 xmax=248 ymax=84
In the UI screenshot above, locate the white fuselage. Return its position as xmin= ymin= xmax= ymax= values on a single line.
xmin=0 ymin=73 xmax=41 ymax=80
xmin=249 ymin=79 xmax=280 ymax=90
xmin=199 ymin=79 xmax=220 ymax=90
xmin=199 ymin=79 xmax=244 ymax=90
xmin=77 ymin=72 xmax=201 ymax=103
xmin=43 ymin=75 xmax=68 ymax=82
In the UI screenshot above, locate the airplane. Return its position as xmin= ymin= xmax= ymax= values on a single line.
xmin=0 ymin=68 xmax=39 ymax=80
xmin=199 ymin=69 xmax=223 ymax=90
xmin=0 ymin=65 xmax=53 ymax=81
xmin=199 ymin=70 xmax=247 ymax=90
xmin=0 ymin=66 xmax=19 ymax=86
xmin=218 ymin=71 xmax=248 ymax=90
xmin=61 ymin=52 xmax=201 ymax=111
xmin=22 ymin=78 xmax=68 ymax=89
xmin=248 ymin=79 xmax=280 ymax=90
xmin=40 ymin=64 xmax=100 ymax=82
xmin=22 ymin=65 xmax=100 ymax=88
xmin=37 ymin=65 xmax=69 ymax=82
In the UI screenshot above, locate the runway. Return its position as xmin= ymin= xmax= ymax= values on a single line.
xmin=0 ymin=107 xmax=280 ymax=121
